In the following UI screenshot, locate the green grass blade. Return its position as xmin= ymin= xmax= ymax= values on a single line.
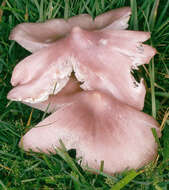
xmin=0 ymin=180 xmax=7 ymax=190
xmin=155 ymin=92 xmax=169 ymax=98
xmin=110 ymin=170 xmax=141 ymax=190
xmin=56 ymin=140 xmax=87 ymax=184
xmin=149 ymin=58 xmax=156 ymax=118
xmin=31 ymin=0 xmax=40 ymax=12
xmin=46 ymin=0 xmax=53 ymax=19
xmin=52 ymin=1 xmax=62 ymax=18
xmin=5 ymin=0 xmax=24 ymax=21
xmin=64 ymin=0 xmax=69 ymax=20
xmin=39 ymin=0 xmax=44 ymax=21
xmin=154 ymin=184 xmax=163 ymax=190
xmin=82 ymin=0 xmax=93 ymax=17
xmin=101 ymin=0 xmax=105 ymax=9
xmin=70 ymin=172 xmax=81 ymax=190
xmin=151 ymin=128 xmax=162 ymax=150
xmin=130 ymin=0 xmax=138 ymax=30
xmin=156 ymin=0 xmax=169 ymax=26
xmin=155 ymin=18 xmax=169 ymax=35
xmin=149 ymin=0 xmax=159 ymax=31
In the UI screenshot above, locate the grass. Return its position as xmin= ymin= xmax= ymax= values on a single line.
xmin=0 ymin=0 xmax=169 ymax=189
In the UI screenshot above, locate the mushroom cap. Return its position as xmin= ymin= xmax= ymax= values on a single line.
xmin=9 ymin=7 xmax=131 ymax=52
xmin=20 ymin=90 xmax=161 ymax=174
xmin=8 ymin=27 xmax=156 ymax=110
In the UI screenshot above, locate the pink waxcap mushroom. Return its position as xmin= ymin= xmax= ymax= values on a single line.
xmin=9 ymin=7 xmax=131 ymax=52
xmin=20 ymin=90 xmax=161 ymax=174
xmin=8 ymin=27 xmax=156 ymax=110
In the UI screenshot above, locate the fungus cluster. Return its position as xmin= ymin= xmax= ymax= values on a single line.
xmin=8 ymin=7 xmax=161 ymax=174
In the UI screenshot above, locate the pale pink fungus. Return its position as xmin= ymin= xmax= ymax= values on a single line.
xmin=8 ymin=27 xmax=156 ymax=110
xmin=7 ymin=7 xmax=160 ymax=174
xmin=20 ymin=91 xmax=160 ymax=174
xmin=9 ymin=7 xmax=131 ymax=53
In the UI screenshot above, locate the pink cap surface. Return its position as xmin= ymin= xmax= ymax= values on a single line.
xmin=20 ymin=91 xmax=160 ymax=174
